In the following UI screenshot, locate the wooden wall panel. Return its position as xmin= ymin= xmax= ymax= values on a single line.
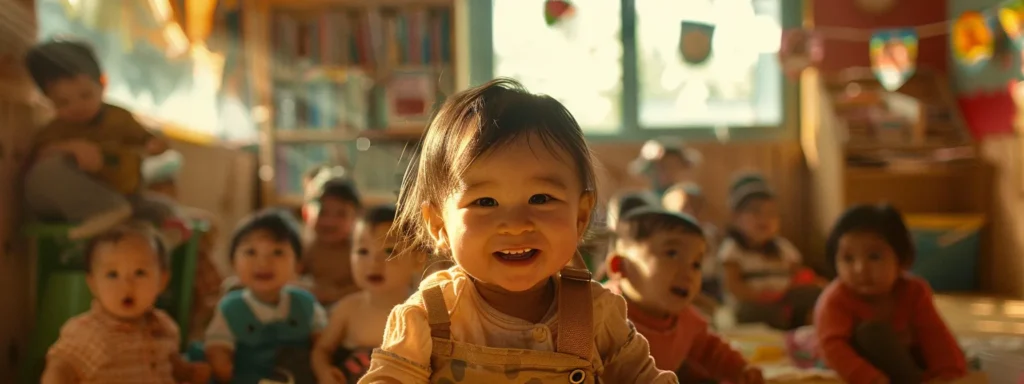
xmin=589 ymin=141 xmax=815 ymax=266
xmin=977 ymin=137 xmax=1024 ymax=297
xmin=0 ymin=0 xmax=37 ymax=375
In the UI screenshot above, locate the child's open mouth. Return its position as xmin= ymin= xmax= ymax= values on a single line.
xmin=670 ymin=287 xmax=690 ymax=298
xmin=254 ymin=272 xmax=275 ymax=281
xmin=366 ymin=274 xmax=385 ymax=284
xmin=493 ymin=248 xmax=539 ymax=263
xmin=121 ymin=296 xmax=136 ymax=308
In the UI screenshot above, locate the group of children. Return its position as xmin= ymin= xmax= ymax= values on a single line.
xmin=25 ymin=37 xmax=970 ymax=383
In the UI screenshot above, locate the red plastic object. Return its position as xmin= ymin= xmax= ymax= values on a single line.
xmin=792 ymin=268 xmax=818 ymax=286
xmin=956 ymin=86 xmax=1016 ymax=139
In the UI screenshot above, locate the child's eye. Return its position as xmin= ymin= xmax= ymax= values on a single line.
xmin=664 ymin=250 xmax=678 ymax=258
xmin=134 ymin=269 xmax=147 ymax=277
xmin=474 ymin=197 xmax=498 ymax=207
xmin=528 ymin=194 xmax=552 ymax=204
xmin=692 ymin=262 xmax=702 ymax=270
xmin=384 ymin=248 xmax=395 ymax=255
xmin=357 ymin=248 xmax=370 ymax=256
xmin=244 ymin=248 xmax=257 ymax=257
xmin=105 ymin=271 xmax=118 ymax=279
xmin=272 ymin=248 xmax=284 ymax=257
xmin=868 ymin=252 xmax=882 ymax=261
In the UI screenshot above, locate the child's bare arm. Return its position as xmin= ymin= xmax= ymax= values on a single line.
xmin=170 ymin=353 xmax=212 ymax=383
xmin=205 ymin=346 xmax=234 ymax=383
xmin=40 ymin=358 xmax=79 ymax=384
xmin=313 ymin=298 xmax=350 ymax=373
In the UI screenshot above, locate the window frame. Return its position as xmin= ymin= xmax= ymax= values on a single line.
xmin=466 ymin=0 xmax=802 ymax=142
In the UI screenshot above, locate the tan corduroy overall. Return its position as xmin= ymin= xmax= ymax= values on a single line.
xmin=422 ymin=265 xmax=597 ymax=384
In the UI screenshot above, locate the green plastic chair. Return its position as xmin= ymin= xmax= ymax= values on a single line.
xmin=18 ymin=221 xmax=207 ymax=384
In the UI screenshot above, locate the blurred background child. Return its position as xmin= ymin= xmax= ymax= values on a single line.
xmin=719 ymin=173 xmax=822 ymax=330
xmin=302 ymin=177 xmax=362 ymax=306
xmin=629 ymin=140 xmax=702 ymax=197
xmin=604 ymin=208 xmax=762 ymax=384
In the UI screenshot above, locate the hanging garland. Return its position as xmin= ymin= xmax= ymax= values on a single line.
xmin=780 ymin=0 xmax=1024 ymax=90
xmin=544 ymin=0 xmax=576 ymax=27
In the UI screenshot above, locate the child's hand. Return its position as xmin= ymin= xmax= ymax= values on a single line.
xmin=62 ymin=140 xmax=103 ymax=172
xmin=145 ymin=138 xmax=168 ymax=155
xmin=735 ymin=366 xmax=765 ymax=384
xmin=188 ymin=362 xmax=212 ymax=383
xmin=315 ymin=367 xmax=347 ymax=384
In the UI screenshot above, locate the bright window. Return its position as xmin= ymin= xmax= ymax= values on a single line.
xmin=484 ymin=0 xmax=792 ymax=136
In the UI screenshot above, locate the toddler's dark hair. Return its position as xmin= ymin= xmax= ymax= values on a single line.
xmin=393 ymin=78 xmax=597 ymax=258
xmin=610 ymin=191 xmax=657 ymax=224
xmin=728 ymin=172 xmax=774 ymax=211
xmin=615 ymin=207 xmax=705 ymax=247
xmin=229 ymin=209 xmax=304 ymax=261
xmin=319 ymin=177 xmax=362 ymax=208
xmin=84 ymin=223 xmax=168 ymax=273
xmin=825 ymin=204 xmax=915 ymax=269
xmin=360 ymin=204 xmax=398 ymax=228
xmin=25 ymin=39 xmax=103 ymax=90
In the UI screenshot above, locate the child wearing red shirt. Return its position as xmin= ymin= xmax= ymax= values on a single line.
xmin=814 ymin=204 xmax=967 ymax=384
xmin=604 ymin=207 xmax=763 ymax=384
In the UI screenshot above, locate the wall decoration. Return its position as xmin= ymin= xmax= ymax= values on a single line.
xmin=870 ymin=29 xmax=918 ymax=91
xmin=779 ymin=29 xmax=823 ymax=78
xmin=952 ymin=11 xmax=995 ymax=73
xmin=999 ymin=0 xmax=1024 ymax=49
xmin=544 ymin=0 xmax=576 ymax=27
xmin=855 ymin=0 xmax=897 ymax=14
xmin=678 ymin=21 xmax=715 ymax=65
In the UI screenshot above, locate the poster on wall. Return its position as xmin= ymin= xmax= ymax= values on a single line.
xmin=869 ymin=29 xmax=918 ymax=91
xmin=952 ymin=11 xmax=995 ymax=73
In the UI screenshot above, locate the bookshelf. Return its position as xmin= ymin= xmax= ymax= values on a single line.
xmin=245 ymin=0 xmax=460 ymax=207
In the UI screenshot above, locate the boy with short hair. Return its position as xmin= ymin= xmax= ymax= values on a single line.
xmin=604 ymin=208 xmax=763 ymax=384
xmin=43 ymin=224 xmax=210 ymax=383
xmin=302 ymin=178 xmax=362 ymax=305
xmin=22 ymin=39 xmax=186 ymax=242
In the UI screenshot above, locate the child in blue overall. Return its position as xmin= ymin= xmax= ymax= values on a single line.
xmin=203 ymin=209 xmax=328 ymax=383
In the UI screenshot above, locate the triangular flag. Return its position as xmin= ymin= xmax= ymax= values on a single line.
xmin=870 ymin=29 xmax=918 ymax=91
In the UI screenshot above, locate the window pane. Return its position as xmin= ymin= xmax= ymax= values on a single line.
xmin=493 ymin=0 xmax=622 ymax=133
xmin=636 ymin=0 xmax=783 ymax=128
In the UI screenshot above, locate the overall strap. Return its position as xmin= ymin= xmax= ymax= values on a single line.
xmin=556 ymin=251 xmax=594 ymax=361
xmin=422 ymin=285 xmax=452 ymax=339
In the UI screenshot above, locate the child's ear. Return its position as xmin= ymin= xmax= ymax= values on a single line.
xmin=605 ymin=254 xmax=628 ymax=278
xmin=160 ymin=270 xmax=170 ymax=291
xmin=421 ymin=202 xmax=448 ymax=250
xmin=576 ymin=191 xmax=596 ymax=237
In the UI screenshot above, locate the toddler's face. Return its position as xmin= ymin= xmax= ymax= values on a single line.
xmin=427 ymin=134 xmax=594 ymax=293
xmin=44 ymin=74 xmax=104 ymax=124
xmin=313 ymin=197 xmax=358 ymax=244
xmin=232 ymin=230 xmax=298 ymax=295
xmin=652 ymin=154 xmax=694 ymax=189
xmin=734 ymin=198 xmax=780 ymax=244
xmin=835 ymin=231 xmax=902 ymax=297
xmin=87 ymin=234 xmax=168 ymax=319
xmin=351 ymin=221 xmax=418 ymax=293
xmin=619 ymin=229 xmax=705 ymax=314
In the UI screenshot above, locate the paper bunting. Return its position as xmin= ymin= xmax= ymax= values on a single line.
xmin=1000 ymin=0 xmax=1024 ymax=49
xmin=779 ymin=29 xmax=823 ymax=78
xmin=544 ymin=0 xmax=575 ymax=27
xmin=679 ymin=21 xmax=715 ymax=65
xmin=952 ymin=11 xmax=995 ymax=73
xmin=870 ymin=29 xmax=918 ymax=91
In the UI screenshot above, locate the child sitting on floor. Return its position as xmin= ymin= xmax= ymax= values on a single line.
xmin=604 ymin=207 xmax=763 ymax=384
xmin=628 ymin=140 xmax=703 ymax=197
xmin=662 ymin=182 xmax=722 ymax=317
xmin=303 ymin=178 xmax=362 ymax=306
xmin=312 ymin=205 xmax=421 ymax=383
xmin=719 ymin=173 xmax=822 ymax=330
xmin=359 ymin=78 xmax=675 ymax=383
xmin=815 ymin=204 xmax=967 ymax=384
xmin=204 ymin=209 xmax=327 ymax=383
xmin=43 ymin=224 xmax=210 ymax=383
